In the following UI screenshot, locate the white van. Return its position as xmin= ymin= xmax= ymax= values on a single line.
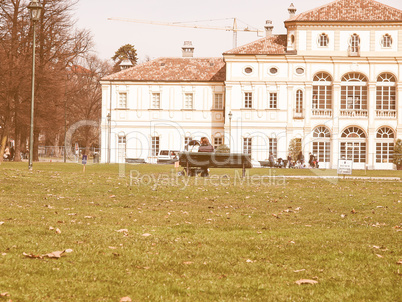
xmin=157 ymin=150 xmax=179 ymax=164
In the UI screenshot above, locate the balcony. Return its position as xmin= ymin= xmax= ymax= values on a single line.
xmin=340 ymin=109 xmax=368 ymax=118
xmin=376 ymin=110 xmax=396 ymax=118
xmin=312 ymin=108 xmax=332 ymax=117
xmin=293 ymin=109 xmax=304 ymax=119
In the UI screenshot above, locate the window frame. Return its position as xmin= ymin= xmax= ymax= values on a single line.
xmin=117 ymin=92 xmax=128 ymax=109
xmin=244 ymin=92 xmax=253 ymax=109
xmin=269 ymin=92 xmax=277 ymax=109
xmin=151 ymin=136 xmax=160 ymax=157
xmin=243 ymin=137 xmax=252 ymax=155
xmin=151 ymin=92 xmax=161 ymax=109
xmin=213 ymin=93 xmax=224 ymax=110
xmin=318 ymin=33 xmax=329 ymax=47
xmin=184 ymin=93 xmax=194 ymax=110
xmin=381 ymin=34 xmax=392 ymax=48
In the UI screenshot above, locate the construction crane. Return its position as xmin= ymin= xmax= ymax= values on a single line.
xmin=107 ymin=17 xmax=263 ymax=49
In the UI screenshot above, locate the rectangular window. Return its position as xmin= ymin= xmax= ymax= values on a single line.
xmin=313 ymin=141 xmax=330 ymax=162
xmin=340 ymin=142 xmax=366 ymax=163
xmin=376 ymin=86 xmax=396 ymax=110
xmin=184 ymin=93 xmax=193 ymax=109
xmin=184 ymin=137 xmax=192 ymax=147
xmin=213 ymin=137 xmax=223 ymax=149
xmin=151 ymin=136 xmax=159 ymax=157
xmin=269 ymin=93 xmax=277 ymax=109
xmin=243 ymin=138 xmax=252 ymax=155
xmin=118 ymin=92 xmax=127 ymax=108
xmin=214 ymin=93 xmax=223 ymax=109
xmin=269 ymin=138 xmax=277 ymax=157
xmin=341 ymin=86 xmax=367 ymax=110
xmin=376 ymin=142 xmax=394 ymax=163
xmin=152 ymin=93 xmax=160 ymax=109
xmin=313 ymin=86 xmax=332 ymax=109
xmin=118 ymin=135 xmax=126 ymax=163
xmin=244 ymin=92 xmax=253 ymax=108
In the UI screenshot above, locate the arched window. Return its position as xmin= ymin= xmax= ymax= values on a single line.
xmin=318 ymin=33 xmax=329 ymax=47
xmin=340 ymin=127 xmax=366 ymax=163
xmin=341 ymin=126 xmax=366 ymax=138
xmin=313 ymin=72 xmax=332 ymax=114
xmin=349 ymin=34 xmax=360 ymax=54
xmin=312 ymin=126 xmax=331 ymax=163
xmin=313 ymin=126 xmax=331 ymax=138
xmin=341 ymin=73 xmax=368 ymax=116
xmin=376 ymin=126 xmax=395 ymax=139
xmin=376 ymin=73 xmax=396 ymax=114
xmin=376 ymin=127 xmax=395 ymax=163
xmin=381 ymin=34 xmax=392 ymax=48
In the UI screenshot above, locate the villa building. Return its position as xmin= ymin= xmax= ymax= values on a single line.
xmin=101 ymin=0 xmax=402 ymax=169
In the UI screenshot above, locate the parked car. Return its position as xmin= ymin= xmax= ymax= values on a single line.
xmin=157 ymin=150 xmax=179 ymax=164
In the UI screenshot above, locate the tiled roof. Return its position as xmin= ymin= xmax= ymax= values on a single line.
xmin=102 ymin=58 xmax=225 ymax=82
xmin=287 ymin=0 xmax=402 ymax=22
xmin=224 ymin=35 xmax=287 ymax=55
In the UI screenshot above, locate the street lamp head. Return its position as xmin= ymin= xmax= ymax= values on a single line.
xmin=27 ymin=0 xmax=43 ymax=22
xmin=228 ymin=111 xmax=233 ymax=119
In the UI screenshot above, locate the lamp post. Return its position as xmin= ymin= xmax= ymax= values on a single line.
xmin=27 ymin=0 xmax=43 ymax=170
xmin=107 ymin=113 xmax=111 ymax=163
xmin=228 ymin=111 xmax=233 ymax=152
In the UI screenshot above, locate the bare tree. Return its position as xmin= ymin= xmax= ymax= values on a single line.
xmin=0 ymin=0 xmax=93 ymax=162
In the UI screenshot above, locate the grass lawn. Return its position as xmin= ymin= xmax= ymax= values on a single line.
xmin=0 ymin=162 xmax=401 ymax=301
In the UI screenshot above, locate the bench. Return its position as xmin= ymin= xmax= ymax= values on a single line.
xmin=178 ymin=152 xmax=252 ymax=177
xmin=125 ymin=158 xmax=146 ymax=164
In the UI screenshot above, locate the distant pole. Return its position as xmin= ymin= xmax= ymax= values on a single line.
xmin=63 ymin=94 xmax=67 ymax=163
xmin=228 ymin=111 xmax=233 ymax=152
xmin=233 ymin=18 xmax=237 ymax=49
xmin=27 ymin=0 xmax=43 ymax=170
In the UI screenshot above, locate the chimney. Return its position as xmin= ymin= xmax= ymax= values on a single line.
xmin=182 ymin=41 xmax=194 ymax=58
xmin=264 ymin=20 xmax=274 ymax=37
xmin=288 ymin=3 xmax=297 ymax=18
xmin=119 ymin=59 xmax=133 ymax=70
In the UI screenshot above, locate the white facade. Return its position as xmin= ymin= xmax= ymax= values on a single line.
xmin=101 ymin=0 xmax=402 ymax=169
xmin=101 ymin=81 xmax=225 ymax=164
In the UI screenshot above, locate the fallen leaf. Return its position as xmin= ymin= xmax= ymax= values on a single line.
xmin=246 ymin=259 xmax=256 ymax=263
xmin=109 ymin=246 xmax=117 ymax=249
xmin=49 ymin=226 xmax=55 ymax=230
xmin=142 ymin=233 xmax=152 ymax=237
xmin=295 ymin=279 xmax=318 ymax=285
xmin=0 ymin=221 xmax=4 ymax=225
xmin=45 ymin=251 xmax=64 ymax=258
xmin=183 ymin=261 xmax=193 ymax=265
xmin=116 ymin=229 xmax=128 ymax=233
xmin=84 ymin=216 xmax=93 ymax=219
xmin=119 ymin=297 xmax=132 ymax=302
xmin=55 ymin=228 xmax=61 ymax=234
xmin=0 ymin=292 xmax=10 ymax=297
xmin=293 ymin=269 xmax=306 ymax=273
xmin=396 ymin=259 xmax=402 ymax=265
xmin=23 ymin=252 xmax=42 ymax=259
xmin=109 ymin=195 xmax=116 ymax=198
xmin=376 ymin=254 xmax=383 ymax=258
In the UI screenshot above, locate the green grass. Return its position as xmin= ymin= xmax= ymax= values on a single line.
xmin=0 ymin=162 xmax=401 ymax=301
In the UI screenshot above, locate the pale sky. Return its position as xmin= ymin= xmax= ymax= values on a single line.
xmin=74 ymin=0 xmax=402 ymax=63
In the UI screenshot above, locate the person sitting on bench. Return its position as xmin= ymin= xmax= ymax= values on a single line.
xmin=198 ymin=137 xmax=214 ymax=176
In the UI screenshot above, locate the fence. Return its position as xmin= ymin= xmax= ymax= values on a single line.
xmin=36 ymin=146 xmax=101 ymax=163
